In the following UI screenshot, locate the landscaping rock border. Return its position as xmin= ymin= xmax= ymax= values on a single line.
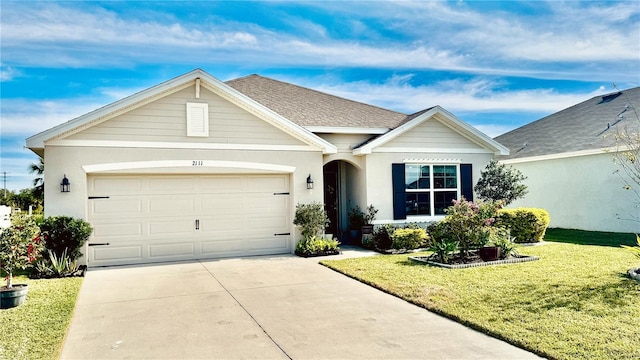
xmin=628 ymin=268 xmax=640 ymax=282
xmin=409 ymin=255 xmax=540 ymax=269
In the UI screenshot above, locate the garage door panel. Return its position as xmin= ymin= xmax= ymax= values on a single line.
xmin=148 ymin=177 xmax=196 ymax=193
xmin=93 ymin=223 xmax=142 ymax=238
xmin=149 ymin=242 xmax=195 ymax=258
xmin=247 ymin=215 xmax=289 ymax=231
xmin=200 ymin=195 xmax=243 ymax=213
xmin=90 ymin=199 xmax=143 ymax=218
xmin=92 ymin=245 xmax=142 ymax=262
xmin=201 ymin=238 xmax=244 ymax=255
xmin=88 ymin=174 xmax=292 ymax=267
xmin=245 ymin=195 xmax=289 ymax=211
xmin=148 ymin=219 xmax=194 ymax=235
xmin=197 ymin=176 xmax=246 ymax=192
xmin=149 ymin=197 xmax=195 ymax=214
xmin=199 ymin=216 xmax=243 ymax=232
xmin=92 ymin=177 xmax=142 ymax=194
xmin=246 ymin=236 xmax=290 ymax=251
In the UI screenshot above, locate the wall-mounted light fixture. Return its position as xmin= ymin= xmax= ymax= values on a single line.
xmin=60 ymin=175 xmax=71 ymax=193
xmin=306 ymin=174 xmax=314 ymax=190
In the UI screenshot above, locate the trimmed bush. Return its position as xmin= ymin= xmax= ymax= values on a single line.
xmin=40 ymin=216 xmax=93 ymax=261
xmin=372 ymin=224 xmax=396 ymax=250
xmin=293 ymin=202 xmax=329 ymax=240
xmin=391 ymin=228 xmax=428 ymax=250
xmin=498 ymin=208 xmax=550 ymax=243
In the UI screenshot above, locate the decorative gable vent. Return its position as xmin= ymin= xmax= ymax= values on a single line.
xmin=186 ymin=102 xmax=209 ymax=137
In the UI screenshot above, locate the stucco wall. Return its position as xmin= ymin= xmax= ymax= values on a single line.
xmin=506 ymin=152 xmax=640 ymax=233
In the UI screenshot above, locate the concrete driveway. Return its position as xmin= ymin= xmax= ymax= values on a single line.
xmin=61 ymin=251 xmax=542 ymax=359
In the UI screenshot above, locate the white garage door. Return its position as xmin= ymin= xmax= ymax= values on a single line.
xmin=87 ymin=174 xmax=291 ymax=267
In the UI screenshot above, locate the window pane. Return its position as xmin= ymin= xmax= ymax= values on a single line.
xmin=405 ymin=165 xmax=419 ymax=189
xmin=406 ymin=193 xmax=430 ymax=216
xmin=434 ymin=165 xmax=457 ymax=189
xmin=419 ymin=165 xmax=430 ymax=189
xmin=434 ymin=191 xmax=457 ymax=215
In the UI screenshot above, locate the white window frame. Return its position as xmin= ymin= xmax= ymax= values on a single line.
xmin=186 ymin=102 xmax=209 ymax=137
xmin=405 ymin=163 xmax=461 ymax=218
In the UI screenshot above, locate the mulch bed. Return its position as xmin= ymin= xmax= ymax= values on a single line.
xmin=295 ymin=249 xmax=341 ymax=258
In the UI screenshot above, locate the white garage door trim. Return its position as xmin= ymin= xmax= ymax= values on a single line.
xmin=87 ymin=174 xmax=292 ymax=267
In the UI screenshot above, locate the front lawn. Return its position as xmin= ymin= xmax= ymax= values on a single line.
xmin=0 ymin=275 xmax=83 ymax=360
xmin=544 ymin=228 xmax=637 ymax=247
xmin=321 ymin=242 xmax=640 ymax=360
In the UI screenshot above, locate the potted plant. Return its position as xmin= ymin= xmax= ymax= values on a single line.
xmin=478 ymin=227 xmax=513 ymax=262
xmin=361 ymin=204 xmax=378 ymax=235
xmin=0 ymin=213 xmax=43 ymax=309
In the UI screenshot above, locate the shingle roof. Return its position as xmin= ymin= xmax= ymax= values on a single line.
xmin=226 ymin=74 xmax=408 ymax=129
xmin=495 ymin=87 xmax=640 ymax=160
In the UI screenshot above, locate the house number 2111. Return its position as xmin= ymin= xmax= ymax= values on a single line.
xmin=192 ymin=161 xmax=204 ymax=166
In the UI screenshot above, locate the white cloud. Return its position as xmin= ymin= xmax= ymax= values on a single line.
xmin=1 ymin=1 xmax=636 ymax=81
xmin=1 ymin=98 xmax=108 ymax=136
xmin=0 ymin=65 xmax=21 ymax=81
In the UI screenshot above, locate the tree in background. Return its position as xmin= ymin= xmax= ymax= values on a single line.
xmin=610 ymin=86 xmax=640 ymax=223
xmin=474 ymin=159 xmax=528 ymax=206
xmin=29 ymin=157 xmax=44 ymax=201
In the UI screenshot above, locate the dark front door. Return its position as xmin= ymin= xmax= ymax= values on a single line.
xmin=323 ymin=161 xmax=339 ymax=236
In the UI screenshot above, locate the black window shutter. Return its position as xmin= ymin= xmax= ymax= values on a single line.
xmin=460 ymin=163 xmax=473 ymax=202
xmin=392 ymin=164 xmax=406 ymax=220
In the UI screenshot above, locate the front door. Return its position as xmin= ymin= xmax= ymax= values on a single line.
xmin=323 ymin=161 xmax=339 ymax=236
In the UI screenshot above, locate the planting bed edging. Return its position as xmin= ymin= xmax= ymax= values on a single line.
xmin=409 ymin=255 xmax=540 ymax=269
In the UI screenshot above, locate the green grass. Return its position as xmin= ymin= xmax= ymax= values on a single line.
xmin=0 ymin=275 xmax=83 ymax=360
xmin=544 ymin=228 xmax=637 ymax=247
xmin=321 ymin=242 xmax=640 ymax=360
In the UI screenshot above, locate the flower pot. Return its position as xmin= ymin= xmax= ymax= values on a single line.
xmin=361 ymin=225 xmax=374 ymax=235
xmin=0 ymin=284 xmax=28 ymax=309
xmin=478 ymin=247 xmax=502 ymax=262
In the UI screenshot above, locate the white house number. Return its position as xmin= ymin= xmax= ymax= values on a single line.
xmin=192 ymin=161 xmax=204 ymax=166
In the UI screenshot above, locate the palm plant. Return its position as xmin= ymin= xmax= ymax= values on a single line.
xmin=29 ymin=157 xmax=44 ymax=199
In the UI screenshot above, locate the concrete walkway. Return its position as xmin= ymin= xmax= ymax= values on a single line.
xmin=61 ymin=250 xmax=542 ymax=359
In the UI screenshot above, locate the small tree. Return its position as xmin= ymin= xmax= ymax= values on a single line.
xmin=475 ymin=160 xmax=528 ymax=206
xmin=293 ymin=202 xmax=329 ymax=240
xmin=0 ymin=214 xmax=43 ymax=288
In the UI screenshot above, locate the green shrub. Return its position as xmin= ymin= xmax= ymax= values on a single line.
xmin=428 ymin=238 xmax=459 ymax=263
xmin=498 ymin=208 xmax=550 ymax=243
xmin=372 ymin=224 xmax=396 ymax=250
xmin=391 ymin=228 xmax=428 ymax=250
xmin=40 ymin=216 xmax=93 ymax=261
xmin=296 ymin=236 xmax=340 ymax=255
xmin=486 ymin=227 xmax=518 ymax=259
xmin=293 ymin=202 xmax=329 ymax=240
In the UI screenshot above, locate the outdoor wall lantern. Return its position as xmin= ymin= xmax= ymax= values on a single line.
xmin=60 ymin=175 xmax=71 ymax=193
xmin=306 ymin=174 xmax=314 ymax=190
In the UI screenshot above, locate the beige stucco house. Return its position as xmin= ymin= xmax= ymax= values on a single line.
xmin=26 ymin=69 xmax=508 ymax=266
xmin=496 ymin=87 xmax=640 ymax=234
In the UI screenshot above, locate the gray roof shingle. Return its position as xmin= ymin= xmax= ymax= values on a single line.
xmin=495 ymin=87 xmax=640 ymax=160
xmin=226 ymin=74 xmax=408 ymax=129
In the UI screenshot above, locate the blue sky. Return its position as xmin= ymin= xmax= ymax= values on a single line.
xmin=1 ymin=0 xmax=639 ymax=191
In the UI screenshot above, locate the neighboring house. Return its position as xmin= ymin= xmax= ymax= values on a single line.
xmin=496 ymin=87 xmax=640 ymax=234
xmin=26 ymin=69 xmax=507 ymax=266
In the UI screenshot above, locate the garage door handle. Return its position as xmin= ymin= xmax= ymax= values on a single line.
xmin=88 ymin=243 xmax=110 ymax=246
xmin=274 ymin=233 xmax=290 ymax=236
xmin=195 ymin=219 xmax=200 ymax=230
